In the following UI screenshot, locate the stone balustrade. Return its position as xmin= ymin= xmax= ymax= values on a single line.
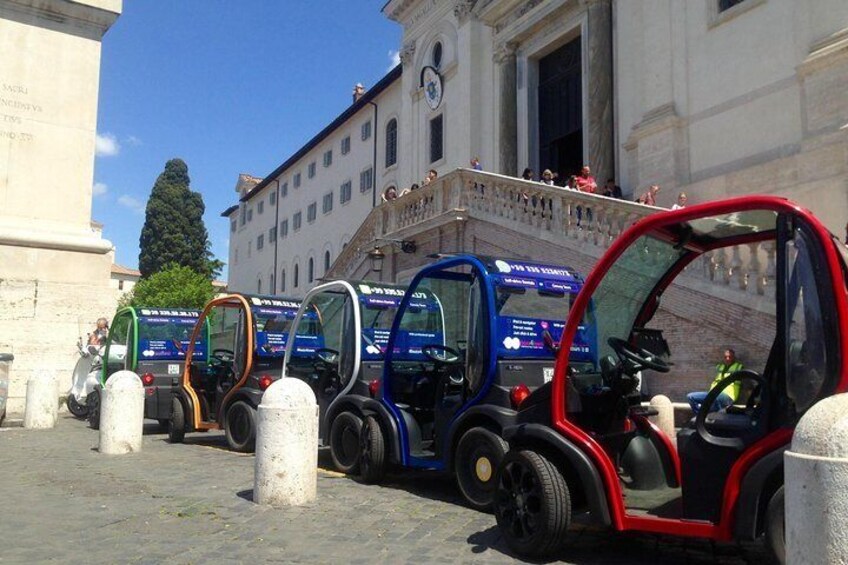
xmin=330 ymin=169 xmax=778 ymax=298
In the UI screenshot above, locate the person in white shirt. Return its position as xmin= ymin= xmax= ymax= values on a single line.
xmin=671 ymin=192 xmax=687 ymax=210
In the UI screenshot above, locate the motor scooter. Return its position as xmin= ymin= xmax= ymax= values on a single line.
xmin=66 ymin=336 xmax=101 ymax=418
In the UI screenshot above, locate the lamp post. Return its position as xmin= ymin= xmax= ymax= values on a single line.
xmin=363 ymin=238 xmax=416 ymax=281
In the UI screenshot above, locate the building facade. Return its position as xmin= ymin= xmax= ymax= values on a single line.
xmin=225 ymin=0 xmax=847 ymax=295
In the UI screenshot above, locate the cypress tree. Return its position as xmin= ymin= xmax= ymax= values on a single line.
xmin=138 ymin=158 xmax=217 ymax=278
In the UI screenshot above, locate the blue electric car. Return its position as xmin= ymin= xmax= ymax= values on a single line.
xmin=349 ymin=254 xmax=596 ymax=510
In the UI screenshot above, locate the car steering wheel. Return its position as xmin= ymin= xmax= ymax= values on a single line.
xmin=608 ymin=337 xmax=670 ymax=373
xmin=314 ymin=347 xmax=340 ymax=365
xmin=422 ymin=344 xmax=462 ymax=365
xmin=212 ymin=348 xmax=235 ymax=363
xmin=695 ymin=369 xmax=767 ymax=450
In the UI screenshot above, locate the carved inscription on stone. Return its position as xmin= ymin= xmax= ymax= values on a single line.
xmin=0 ymin=81 xmax=40 ymax=142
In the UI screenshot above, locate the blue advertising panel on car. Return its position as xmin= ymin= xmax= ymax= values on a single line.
xmin=356 ymin=282 xmax=444 ymax=361
xmin=137 ymin=309 xmax=206 ymax=361
xmin=250 ymin=297 xmax=301 ymax=358
xmin=488 ymin=259 xmax=596 ymax=362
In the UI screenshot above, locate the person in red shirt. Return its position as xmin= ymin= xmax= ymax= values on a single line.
xmin=575 ymin=165 xmax=596 ymax=228
xmin=575 ymin=165 xmax=597 ymax=193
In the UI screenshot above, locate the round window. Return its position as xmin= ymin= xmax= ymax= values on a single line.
xmin=432 ymin=41 xmax=443 ymax=69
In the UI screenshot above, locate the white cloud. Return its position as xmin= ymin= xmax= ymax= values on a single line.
xmin=95 ymin=132 xmax=120 ymax=157
xmin=124 ymin=135 xmax=142 ymax=147
xmin=387 ymin=49 xmax=401 ymax=71
xmin=92 ymin=182 xmax=108 ymax=196
xmin=117 ymin=194 xmax=145 ymax=214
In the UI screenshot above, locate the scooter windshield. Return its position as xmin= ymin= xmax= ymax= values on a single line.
xmin=253 ymin=300 xmax=300 ymax=358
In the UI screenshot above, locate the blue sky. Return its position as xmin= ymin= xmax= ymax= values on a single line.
xmin=93 ymin=2 xmax=401 ymax=278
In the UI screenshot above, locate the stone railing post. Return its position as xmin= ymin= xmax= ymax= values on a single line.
xmin=785 ymin=393 xmax=848 ymax=564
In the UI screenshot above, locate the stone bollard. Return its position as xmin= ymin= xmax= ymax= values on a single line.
xmin=785 ymin=393 xmax=848 ymax=565
xmin=649 ymin=395 xmax=675 ymax=441
xmin=24 ymin=371 xmax=59 ymax=429
xmin=98 ymin=371 xmax=144 ymax=455
xmin=254 ymin=378 xmax=318 ymax=506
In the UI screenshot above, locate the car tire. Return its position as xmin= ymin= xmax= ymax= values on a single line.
xmin=157 ymin=418 xmax=170 ymax=431
xmin=455 ymin=426 xmax=508 ymax=512
xmin=67 ymin=395 xmax=89 ymax=418
xmin=764 ymin=486 xmax=785 ymax=565
xmin=359 ymin=415 xmax=386 ymax=483
xmin=168 ymin=398 xmax=186 ymax=444
xmin=86 ymin=388 xmax=101 ymax=430
xmin=494 ymin=449 xmax=571 ymax=559
xmin=329 ymin=411 xmax=363 ymax=474
xmin=225 ymin=401 xmax=256 ymax=453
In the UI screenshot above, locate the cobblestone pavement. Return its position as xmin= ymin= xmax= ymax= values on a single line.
xmin=0 ymin=415 xmax=769 ymax=564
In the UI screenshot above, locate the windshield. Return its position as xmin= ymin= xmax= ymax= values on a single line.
xmin=589 ymin=235 xmax=688 ymax=360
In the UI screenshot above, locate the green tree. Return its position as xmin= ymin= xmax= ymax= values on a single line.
xmin=138 ymin=158 xmax=221 ymax=278
xmin=129 ymin=264 xmax=216 ymax=310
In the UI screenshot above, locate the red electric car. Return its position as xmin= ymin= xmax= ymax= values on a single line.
xmin=493 ymin=196 xmax=848 ymax=563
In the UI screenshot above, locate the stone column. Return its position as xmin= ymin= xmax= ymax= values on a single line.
xmin=495 ymin=42 xmax=518 ymax=177
xmin=585 ymin=0 xmax=614 ymax=184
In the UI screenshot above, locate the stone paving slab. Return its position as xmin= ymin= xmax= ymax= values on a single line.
xmin=0 ymin=416 xmax=768 ymax=564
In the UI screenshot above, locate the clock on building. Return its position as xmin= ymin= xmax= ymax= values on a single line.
xmin=420 ymin=66 xmax=443 ymax=111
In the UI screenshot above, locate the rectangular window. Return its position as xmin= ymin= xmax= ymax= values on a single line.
xmin=293 ymin=212 xmax=302 ymax=231
xmin=247 ymin=208 xmax=253 ymax=223
xmin=430 ymin=114 xmax=444 ymax=163
xmin=360 ymin=168 xmax=373 ymax=193
xmin=323 ymin=150 xmax=333 ymax=168
xmin=361 ymin=120 xmax=371 ymax=141
xmin=323 ymin=192 xmax=333 ymax=214
xmin=280 ymin=219 xmax=288 ymax=238
xmin=270 ymin=190 xmax=276 ymax=205
xmin=308 ymin=162 xmax=316 ymax=179
xmin=385 ymin=119 xmax=398 ymax=167
xmin=258 ymin=201 xmax=264 ymax=215
xmin=293 ymin=173 xmax=301 ymax=188
xmin=718 ymin=0 xmax=746 ymax=11
xmin=281 ymin=182 xmax=288 ymax=198
xmin=257 ymin=234 xmax=264 ymax=250
xmin=230 ymin=218 xmax=237 ymax=233
xmin=307 ymin=202 xmax=317 ymax=222
xmin=269 ymin=226 xmax=277 ymax=242
xmin=240 ymin=205 xmax=246 ymax=226
xmin=340 ymin=180 xmax=352 ymax=204
xmin=341 ymin=136 xmax=351 ymax=155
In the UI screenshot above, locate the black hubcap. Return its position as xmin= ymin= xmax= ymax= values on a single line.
xmin=497 ymin=460 xmax=542 ymax=540
xmin=339 ymin=424 xmax=358 ymax=464
xmin=231 ymin=408 xmax=249 ymax=441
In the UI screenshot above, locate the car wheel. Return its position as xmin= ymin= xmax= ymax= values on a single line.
xmin=86 ymin=389 xmax=101 ymax=430
xmin=168 ymin=398 xmax=186 ymax=444
xmin=66 ymin=395 xmax=89 ymax=418
xmin=764 ymin=486 xmax=785 ymax=565
xmin=494 ymin=450 xmax=570 ymax=559
xmin=329 ymin=411 xmax=363 ymax=474
xmin=455 ymin=427 xmax=508 ymax=512
xmin=157 ymin=418 xmax=170 ymax=431
xmin=225 ymin=401 xmax=256 ymax=453
xmin=359 ymin=415 xmax=386 ymax=483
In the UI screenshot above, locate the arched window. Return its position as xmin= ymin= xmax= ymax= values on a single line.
xmin=294 ymin=264 xmax=299 ymax=288
xmin=270 ymin=273 xmax=275 ymax=295
xmin=324 ymin=250 xmax=331 ymax=272
xmin=257 ymin=277 xmax=262 ymax=294
xmin=280 ymin=269 xmax=286 ymax=292
xmin=308 ymin=257 xmax=314 ymax=283
xmin=385 ymin=118 xmax=398 ymax=167
xmin=432 ymin=41 xmax=443 ymax=69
